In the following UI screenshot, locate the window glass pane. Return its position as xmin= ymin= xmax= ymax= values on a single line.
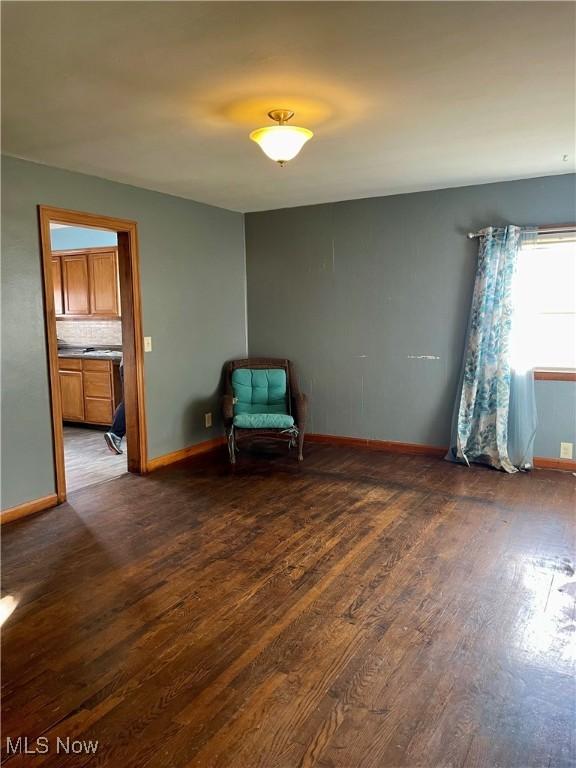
xmin=533 ymin=315 xmax=576 ymax=368
xmin=521 ymin=242 xmax=575 ymax=313
xmin=512 ymin=236 xmax=576 ymax=370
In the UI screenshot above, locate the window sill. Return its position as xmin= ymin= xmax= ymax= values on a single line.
xmin=533 ymin=369 xmax=576 ymax=382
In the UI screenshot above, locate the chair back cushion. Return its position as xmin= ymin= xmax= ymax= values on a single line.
xmin=232 ymin=368 xmax=288 ymax=415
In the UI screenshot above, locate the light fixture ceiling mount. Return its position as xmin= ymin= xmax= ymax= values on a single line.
xmin=267 ymin=108 xmax=294 ymax=124
xmin=249 ymin=109 xmax=313 ymax=167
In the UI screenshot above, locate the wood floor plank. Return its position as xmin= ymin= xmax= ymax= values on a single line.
xmin=2 ymin=444 xmax=574 ymax=768
xmin=63 ymin=425 xmax=127 ymax=492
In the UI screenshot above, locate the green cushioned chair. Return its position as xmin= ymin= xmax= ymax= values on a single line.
xmin=222 ymin=358 xmax=308 ymax=464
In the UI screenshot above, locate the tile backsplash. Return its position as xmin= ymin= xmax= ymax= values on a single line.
xmin=57 ymin=319 xmax=122 ymax=347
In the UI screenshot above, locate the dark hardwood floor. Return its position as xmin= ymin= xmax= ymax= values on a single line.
xmin=64 ymin=425 xmax=126 ymax=492
xmin=2 ymin=444 xmax=575 ymax=768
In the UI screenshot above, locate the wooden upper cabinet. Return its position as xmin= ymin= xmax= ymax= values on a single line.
xmin=89 ymin=250 xmax=119 ymax=316
xmin=53 ymin=247 xmax=120 ymax=318
xmin=62 ymin=254 xmax=90 ymax=315
xmin=51 ymin=257 xmax=63 ymax=316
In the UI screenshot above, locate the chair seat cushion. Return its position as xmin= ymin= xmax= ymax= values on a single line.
xmin=233 ymin=413 xmax=295 ymax=429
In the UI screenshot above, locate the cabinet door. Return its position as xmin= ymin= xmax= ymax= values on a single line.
xmin=84 ymin=398 xmax=113 ymax=425
xmin=62 ymin=255 xmax=90 ymax=315
xmin=89 ymin=250 xmax=119 ymax=316
xmin=51 ymin=257 xmax=63 ymax=316
xmin=59 ymin=370 xmax=84 ymax=421
xmin=83 ymin=371 xmax=112 ymax=399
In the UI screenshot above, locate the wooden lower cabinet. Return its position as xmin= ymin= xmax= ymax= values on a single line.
xmin=83 ymin=370 xmax=112 ymax=399
xmin=84 ymin=398 xmax=113 ymax=424
xmin=59 ymin=357 xmax=120 ymax=426
xmin=59 ymin=370 xmax=85 ymax=421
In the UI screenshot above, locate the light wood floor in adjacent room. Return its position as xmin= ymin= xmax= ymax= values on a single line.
xmin=2 ymin=444 xmax=575 ymax=768
xmin=64 ymin=425 xmax=126 ymax=492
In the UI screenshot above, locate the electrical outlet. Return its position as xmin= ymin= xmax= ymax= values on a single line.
xmin=204 ymin=412 xmax=212 ymax=428
xmin=560 ymin=442 xmax=574 ymax=459
xmin=144 ymin=336 xmax=152 ymax=352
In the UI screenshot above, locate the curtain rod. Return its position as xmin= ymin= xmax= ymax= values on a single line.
xmin=467 ymin=224 xmax=576 ymax=239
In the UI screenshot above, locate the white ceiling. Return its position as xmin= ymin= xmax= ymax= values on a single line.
xmin=2 ymin=2 xmax=574 ymax=212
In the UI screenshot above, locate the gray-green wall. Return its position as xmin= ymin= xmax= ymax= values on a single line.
xmin=3 ymin=160 xmax=574 ymax=511
xmin=245 ymin=174 xmax=576 ymax=458
xmin=1 ymin=155 xmax=247 ymax=509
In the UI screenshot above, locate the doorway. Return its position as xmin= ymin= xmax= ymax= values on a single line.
xmin=39 ymin=206 xmax=147 ymax=502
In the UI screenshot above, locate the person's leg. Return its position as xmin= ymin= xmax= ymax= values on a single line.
xmin=111 ymin=401 xmax=125 ymax=438
xmin=105 ymin=401 xmax=125 ymax=454
xmin=105 ymin=362 xmax=125 ymax=454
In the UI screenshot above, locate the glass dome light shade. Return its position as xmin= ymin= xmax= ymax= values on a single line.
xmin=249 ymin=124 xmax=313 ymax=165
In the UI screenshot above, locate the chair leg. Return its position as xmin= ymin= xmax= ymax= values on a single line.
xmin=227 ymin=429 xmax=236 ymax=464
xmin=297 ymin=430 xmax=304 ymax=461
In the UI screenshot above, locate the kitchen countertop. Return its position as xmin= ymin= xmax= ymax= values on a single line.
xmin=58 ymin=347 xmax=122 ymax=361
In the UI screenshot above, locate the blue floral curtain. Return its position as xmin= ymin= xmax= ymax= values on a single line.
xmin=446 ymin=225 xmax=537 ymax=473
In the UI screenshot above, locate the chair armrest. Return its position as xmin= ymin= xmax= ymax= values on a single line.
xmin=292 ymin=393 xmax=308 ymax=430
xmin=221 ymin=394 xmax=234 ymax=425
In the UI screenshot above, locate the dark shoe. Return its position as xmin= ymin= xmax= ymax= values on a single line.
xmin=104 ymin=432 xmax=123 ymax=454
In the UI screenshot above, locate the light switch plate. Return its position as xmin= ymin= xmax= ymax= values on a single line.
xmin=204 ymin=412 xmax=212 ymax=428
xmin=560 ymin=442 xmax=573 ymax=459
xmin=144 ymin=336 xmax=152 ymax=352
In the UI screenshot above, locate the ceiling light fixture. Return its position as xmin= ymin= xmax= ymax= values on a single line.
xmin=249 ymin=109 xmax=313 ymax=167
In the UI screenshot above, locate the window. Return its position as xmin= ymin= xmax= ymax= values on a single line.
xmin=511 ymin=231 xmax=576 ymax=373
